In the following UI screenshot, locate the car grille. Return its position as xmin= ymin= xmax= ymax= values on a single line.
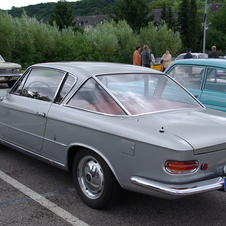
xmin=0 ymin=68 xmax=20 ymax=74
xmin=0 ymin=69 xmax=13 ymax=74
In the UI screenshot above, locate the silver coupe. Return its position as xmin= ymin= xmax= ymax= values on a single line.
xmin=1 ymin=61 xmax=226 ymax=209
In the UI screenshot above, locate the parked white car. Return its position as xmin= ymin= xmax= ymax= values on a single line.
xmin=175 ymin=53 xmax=208 ymax=61
xmin=0 ymin=55 xmax=22 ymax=87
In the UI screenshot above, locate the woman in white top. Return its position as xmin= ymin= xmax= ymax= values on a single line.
xmin=160 ymin=48 xmax=172 ymax=72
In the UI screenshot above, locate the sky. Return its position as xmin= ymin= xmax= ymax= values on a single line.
xmin=0 ymin=1 xmax=78 ymax=10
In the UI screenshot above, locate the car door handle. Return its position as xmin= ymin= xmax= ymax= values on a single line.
xmin=36 ymin=112 xmax=46 ymax=117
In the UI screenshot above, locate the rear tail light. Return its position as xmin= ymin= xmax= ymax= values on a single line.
xmin=165 ymin=160 xmax=198 ymax=174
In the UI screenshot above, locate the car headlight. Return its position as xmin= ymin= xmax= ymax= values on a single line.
xmin=13 ymin=68 xmax=21 ymax=73
xmin=165 ymin=160 xmax=199 ymax=174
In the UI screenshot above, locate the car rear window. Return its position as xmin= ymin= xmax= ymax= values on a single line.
xmin=97 ymin=73 xmax=201 ymax=115
xmin=67 ymin=78 xmax=126 ymax=115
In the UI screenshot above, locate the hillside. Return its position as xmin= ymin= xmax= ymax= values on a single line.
xmin=5 ymin=0 xmax=117 ymax=20
xmin=4 ymin=0 xmax=224 ymax=21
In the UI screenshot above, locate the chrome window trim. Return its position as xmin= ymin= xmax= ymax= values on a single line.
xmin=93 ymin=75 xmax=131 ymax=115
xmin=64 ymin=76 xmax=130 ymax=116
xmin=65 ymin=73 xmax=203 ymax=116
xmin=65 ymin=105 xmax=131 ymax=117
xmin=54 ymin=72 xmax=77 ymax=104
xmin=10 ymin=67 xmax=78 ymax=104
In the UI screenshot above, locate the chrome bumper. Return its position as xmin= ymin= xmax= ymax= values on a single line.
xmin=0 ymin=74 xmax=22 ymax=82
xmin=131 ymin=176 xmax=224 ymax=196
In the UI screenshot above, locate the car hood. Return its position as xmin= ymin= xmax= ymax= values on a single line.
xmin=0 ymin=89 xmax=9 ymax=96
xmin=138 ymin=108 xmax=226 ymax=154
xmin=0 ymin=62 xmax=22 ymax=69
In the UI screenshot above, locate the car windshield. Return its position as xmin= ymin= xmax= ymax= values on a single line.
xmin=96 ymin=73 xmax=201 ymax=115
xmin=176 ymin=53 xmax=207 ymax=60
xmin=198 ymin=54 xmax=207 ymax=58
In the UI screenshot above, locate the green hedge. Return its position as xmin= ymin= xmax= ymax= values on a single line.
xmin=0 ymin=11 xmax=182 ymax=69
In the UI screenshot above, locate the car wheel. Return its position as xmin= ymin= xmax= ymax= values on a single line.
xmin=73 ymin=149 xmax=121 ymax=209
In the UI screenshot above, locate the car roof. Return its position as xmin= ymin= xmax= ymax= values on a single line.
xmin=32 ymin=61 xmax=162 ymax=79
xmin=169 ymin=58 xmax=226 ymax=68
xmin=178 ymin=53 xmax=207 ymax=56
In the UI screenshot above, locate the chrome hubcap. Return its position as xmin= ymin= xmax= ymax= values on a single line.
xmin=77 ymin=155 xmax=104 ymax=199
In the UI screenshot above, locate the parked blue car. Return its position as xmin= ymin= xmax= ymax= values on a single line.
xmin=165 ymin=59 xmax=226 ymax=112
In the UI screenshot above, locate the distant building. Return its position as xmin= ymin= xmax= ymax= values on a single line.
xmin=73 ymin=4 xmax=223 ymax=30
xmin=207 ymin=4 xmax=223 ymax=13
xmin=150 ymin=9 xmax=162 ymax=23
xmin=73 ymin=15 xmax=109 ymax=31
xmin=149 ymin=4 xmax=223 ymax=24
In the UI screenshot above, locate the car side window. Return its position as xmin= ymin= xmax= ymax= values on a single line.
xmin=12 ymin=68 xmax=66 ymax=102
xmin=168 ymin=65 xmax=205 ymax=90
xmin=12 ymin=71 xmax=29 ymax=95
xmin=204 ymin=68 xmax=226 ymax=92
xmin=67 ymin=78 xmax=125 ymax=115
xmin=176 ymin=55 xmax=184 ymax=60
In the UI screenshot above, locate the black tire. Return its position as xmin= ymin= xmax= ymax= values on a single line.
xmin=73 ymin=149 xmax=121 ymax=209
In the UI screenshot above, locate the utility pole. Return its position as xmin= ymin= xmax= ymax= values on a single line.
xmin=203 ymin=0 xmax=207 ymax=53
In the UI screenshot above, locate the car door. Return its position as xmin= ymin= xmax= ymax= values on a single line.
xmin=166 ymin=64 xmax=205 ymax=99
xmin=199 ymin=67 xmax=226 ymax=112
xmin=0 ymin=67 xmax=66 ymax=152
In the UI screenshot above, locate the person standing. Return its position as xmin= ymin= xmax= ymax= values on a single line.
xmin=183 ymin=48 xmax=193 ymax=59
xmin=182 ymin=48 xmax=193 ymax=76
xmin=141 ymin=45 xmax=152 ymax=68
xmin=133 ymin=46 xmax=141 ymax=66
xmin=208 ymin=46 xmax=219 ymax=58
xmin=150 ymin=49 xmax=155 ymax=66
xmin=208 ymin=46 xmax=219 ymax=78
xmin=160 ymin=48 xmax=172 ymax=71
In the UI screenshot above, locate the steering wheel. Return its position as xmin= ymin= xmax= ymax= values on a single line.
xmin=27 ymin=81 xmax=54 ymax=99
xmin=28 ymin=81 xmax=54 ymax=91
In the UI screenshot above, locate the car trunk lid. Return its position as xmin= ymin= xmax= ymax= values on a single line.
xmin=139 ymin=108 xmax=226 ymax=155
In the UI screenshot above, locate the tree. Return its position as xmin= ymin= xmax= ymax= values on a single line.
xmin=206 ymin=29 xmax=226 ymax=52
xmin=207 ymin=3 xmax=226 ymax=51
xmin=139 ymin=23 xmax=182 ymax=56
xmin=188 ymin=0 xmax=200 ymax=51
xmin=209 ymin=3 xmax=226 ymax=33
xmin=160 ymin=4 xmax=176 ymax=31
xmin=177 ymin=0 xmax=189 ymax=49
xmin=49 ymin=0 xmax=73 ymax=30
xmin=86 ymin=20 xmax=137 ymax=63
xmin=166 ymin=6 xmax=176 ymax=31
xmin=110 ymin=0 xmax=153 ymax=32
xmin=161 ymin=3 xmax=167 ymax=22
xmin=149 ymin=0 xmax=177 ymax=10
xmin=0 ymin=11 xmax=16 ymax=60
xmin=177 ymin=0 xmax=200 ymax=51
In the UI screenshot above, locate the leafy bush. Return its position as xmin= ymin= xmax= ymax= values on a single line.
xmin=0 ymin=11 xmax=182 ymax=69
xmin=86 ymin=20 xmax=136 ymax=63
xmin=139 ymin=23 xmax=182 ymax=56
xmin=0 ymin=11 xmax=16 ymax=60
